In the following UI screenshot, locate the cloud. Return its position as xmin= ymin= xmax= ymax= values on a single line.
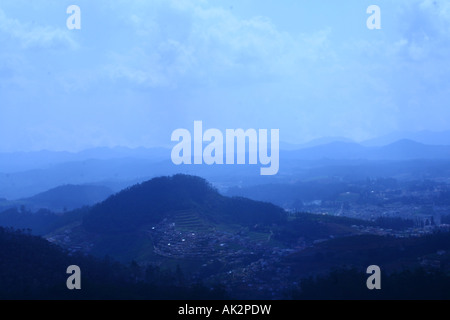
xmin=103 ymin=0 xmax=333 ymax=87
xmin=0 ymin=8 xmax=77 ymax=49
xmin=2 ymin=0 xmax=450 ymax=151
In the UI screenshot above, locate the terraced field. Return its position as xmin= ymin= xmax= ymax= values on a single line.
xmin=247 ymin=231 xmax=271 ymax=243
xmin=172 ymin=210 xmax=212 ymax=233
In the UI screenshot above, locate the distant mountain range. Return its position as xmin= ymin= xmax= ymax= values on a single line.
xmin=283 ymin=139 xmax=450 ymax=161
xmin=280 ymin=136 xmax=355 ymax=150
xmin=1 ymin=130 xmax=449 ymax=172
xmin=361 ymin=130 xmax=450 ymax=147
xmin=281 ymin=130 xmax=450 ymax=149
xmin=1 ymin=135 xmax=450 ymax=200
xmin=0 ymin=147 xmax=169 ymax=173
xmin=0 ymin=158 xmax=177 ymax=200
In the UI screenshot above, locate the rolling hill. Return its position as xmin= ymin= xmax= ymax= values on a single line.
xmin=83 ymin=174 xmax=286 ymax=234
xmin=19 ymin=184 xmax=113 ymax=212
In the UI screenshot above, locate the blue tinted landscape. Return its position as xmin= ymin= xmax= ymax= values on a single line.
xmin=1 ymin=1 xmax=450 ymax=300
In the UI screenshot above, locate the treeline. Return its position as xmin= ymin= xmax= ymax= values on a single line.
xmin=0 ymin=206 xmax=88 ymax=235
xmin=0 ymin=227 xmax=226 ymax=300
xmin=274 ymin=213 xmax=415 ymax=245
xmin=290 ymin=267 xmax=450 ymax=300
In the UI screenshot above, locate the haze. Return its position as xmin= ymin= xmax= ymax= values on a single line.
xmin=1 ymin=0 xmax=449 ymax=152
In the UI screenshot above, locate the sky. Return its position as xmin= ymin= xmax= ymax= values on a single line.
xmin=0 ymin=0 xmax=450 ymax=152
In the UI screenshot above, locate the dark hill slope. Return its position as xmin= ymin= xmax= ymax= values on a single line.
xmin=83 ymin=175 xmax=286 ymax=234
xmin=0 ymin=227 xmax=227 ymax=299
xmin=21 ymin=184 xmax=113 ymax=212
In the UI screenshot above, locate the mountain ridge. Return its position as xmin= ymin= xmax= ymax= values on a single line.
xmin=283 ymin=139 xmax=450 ymax=160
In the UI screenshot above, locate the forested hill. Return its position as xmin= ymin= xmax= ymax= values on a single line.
xmin=20 ymin=184 xmax=113 ymax=212
xmin=83 ymin=174 xmax=287 ymax=234
xmin=0 ymin=227 xmax=226 ymax=299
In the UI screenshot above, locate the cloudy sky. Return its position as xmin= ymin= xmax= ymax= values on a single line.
xmin=0 ymin=0 xmax=449 ymax=152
